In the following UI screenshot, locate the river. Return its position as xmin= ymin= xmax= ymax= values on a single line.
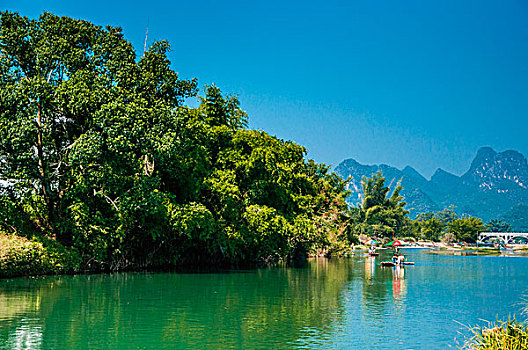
xmin=1 ymin=249 xmax=527 ymax=349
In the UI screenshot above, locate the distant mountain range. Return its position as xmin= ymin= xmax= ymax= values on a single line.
xmin=334 ymin=147 xmax=528 ymax=231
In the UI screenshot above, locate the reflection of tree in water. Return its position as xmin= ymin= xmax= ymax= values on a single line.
xmin=358 ymin=256 xmax=409 ymax=345
xmin=391 ymin=266 xmax=407 ymax=305
xmin=163 ymin=258 xmax=358 ymax=348
xmin=0 ymin=277 xmax=70 ymax=347
xmin=361 ymin=256 xmax=392 ymax=316
xmin=361 ymin=256 xmax=409 ymax=315
xmin=0 ymin=260 xmax=356 ymax=348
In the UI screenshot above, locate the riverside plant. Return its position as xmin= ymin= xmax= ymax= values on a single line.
xmin=461 ymin=318 xmax=528 ymax=350
xmin=0 ymin=234 xmax=81 ymax=277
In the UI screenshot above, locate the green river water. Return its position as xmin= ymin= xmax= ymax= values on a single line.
xmin=1 ymin=249 xmax=527 ymax=349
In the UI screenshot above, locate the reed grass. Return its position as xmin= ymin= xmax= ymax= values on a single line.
xmin=462 ymin=318 xmax=528 ymax=350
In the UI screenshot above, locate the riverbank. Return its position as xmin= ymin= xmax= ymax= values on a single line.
xmin=4 ymin=233 xmax=528 ymax=278
xmin=0 ymin=231 xmax=339 ymax=278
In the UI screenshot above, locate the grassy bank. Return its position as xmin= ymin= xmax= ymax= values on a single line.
xmin=0 ymin=234 xmax=81 ymax=278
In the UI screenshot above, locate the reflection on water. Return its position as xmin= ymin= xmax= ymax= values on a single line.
xmin=365 ymin=256 xmax=376 ymax=280
xmin=392 ymin=266 xmax=406 ymax=301
xmin=0 ymin=251 xmax=527 ymax=349
xmin=8 ymin=321 xmax=42 ymax=350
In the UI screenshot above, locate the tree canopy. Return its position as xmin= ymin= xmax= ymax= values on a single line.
xmin=353 ymin=171 xmax=409 ymax=239
xmin=487 ymin=219 xmax=512 ymax=233
xmin=0 ymin=11 xmax=351 ymax=270
xmin=447 ymin=216 xmax=486 ymax=243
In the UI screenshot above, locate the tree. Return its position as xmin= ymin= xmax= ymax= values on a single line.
xmin=487 ymin=219 xmax=512 ymax=233
xmin=0 ymin=11 xmax=201 ymax=264
xmin=447 ymin=216 xmax=485 ymax=243
xmin=0 ymin=12 xmax=196 ymax=230
xmin=356 ymin=172 xmax=409 ymax=239
xmin=418 ymin=217 xmax=445 ymax=242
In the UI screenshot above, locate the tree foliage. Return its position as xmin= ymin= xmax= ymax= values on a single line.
xmin=417 ymin=217 xmax=444 ymax=242
xmin=353 ymin=171 xmax=409 ymax=239
xmin=447 ymin=216 xmax=486 ymax=243
xmin=0 ymin=12 xmax=351 ymax=270
xmin=487 ymin=219 xmax=512 ymax=233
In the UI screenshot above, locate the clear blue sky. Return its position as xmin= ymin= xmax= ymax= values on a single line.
xmin=3 ymin=0 xmax=528 ymax=177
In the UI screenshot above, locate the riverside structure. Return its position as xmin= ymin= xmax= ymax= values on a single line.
xmin=478 ymin=232 xmax=528 ymax=245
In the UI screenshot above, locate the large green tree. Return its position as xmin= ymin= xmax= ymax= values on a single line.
xmin=418 ymin=217 xmax=445 ymax=241
xmin=355 ymin=171 xmax=409 ymax=239
xmin=0 ymin=11 xmax=199 ymax=264
xmin=0 ymin=12 xmax=196 ymax=222
xmin=447 ymin=216 xmax=486 ymax=243
xmin=0 ymin=11 xmax=351 ymax=269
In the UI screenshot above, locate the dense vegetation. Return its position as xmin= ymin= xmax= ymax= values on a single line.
xmin=407 ymin=207 xmax=487 ymax=243
xmin=0 ymin=11 xmax=353 ymax=273
xmin=0 ymin=234 xmax=80 ymax=277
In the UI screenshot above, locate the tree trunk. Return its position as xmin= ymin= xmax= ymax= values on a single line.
xmin=36 ymin=104 xmax=54 ymax=231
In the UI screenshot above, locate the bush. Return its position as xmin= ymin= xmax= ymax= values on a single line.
xmin=462 ymin=318 xmax=528 ymax=349
xmin=0 ymin=234 xmax=81 ymax=278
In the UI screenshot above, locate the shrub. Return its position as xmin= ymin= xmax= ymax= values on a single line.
xmin=0 ymin=234 xmax=81 ymax=278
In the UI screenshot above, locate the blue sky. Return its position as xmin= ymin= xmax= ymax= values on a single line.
xmin=3 ymin=0 xmax=528 ymax=177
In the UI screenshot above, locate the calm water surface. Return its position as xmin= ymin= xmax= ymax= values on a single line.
xmin=1 ymin=249 xmax=527 ymax=349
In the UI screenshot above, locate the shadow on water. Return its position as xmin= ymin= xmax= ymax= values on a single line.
xmin=0 ymin=258 xmax=355 ymax=349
